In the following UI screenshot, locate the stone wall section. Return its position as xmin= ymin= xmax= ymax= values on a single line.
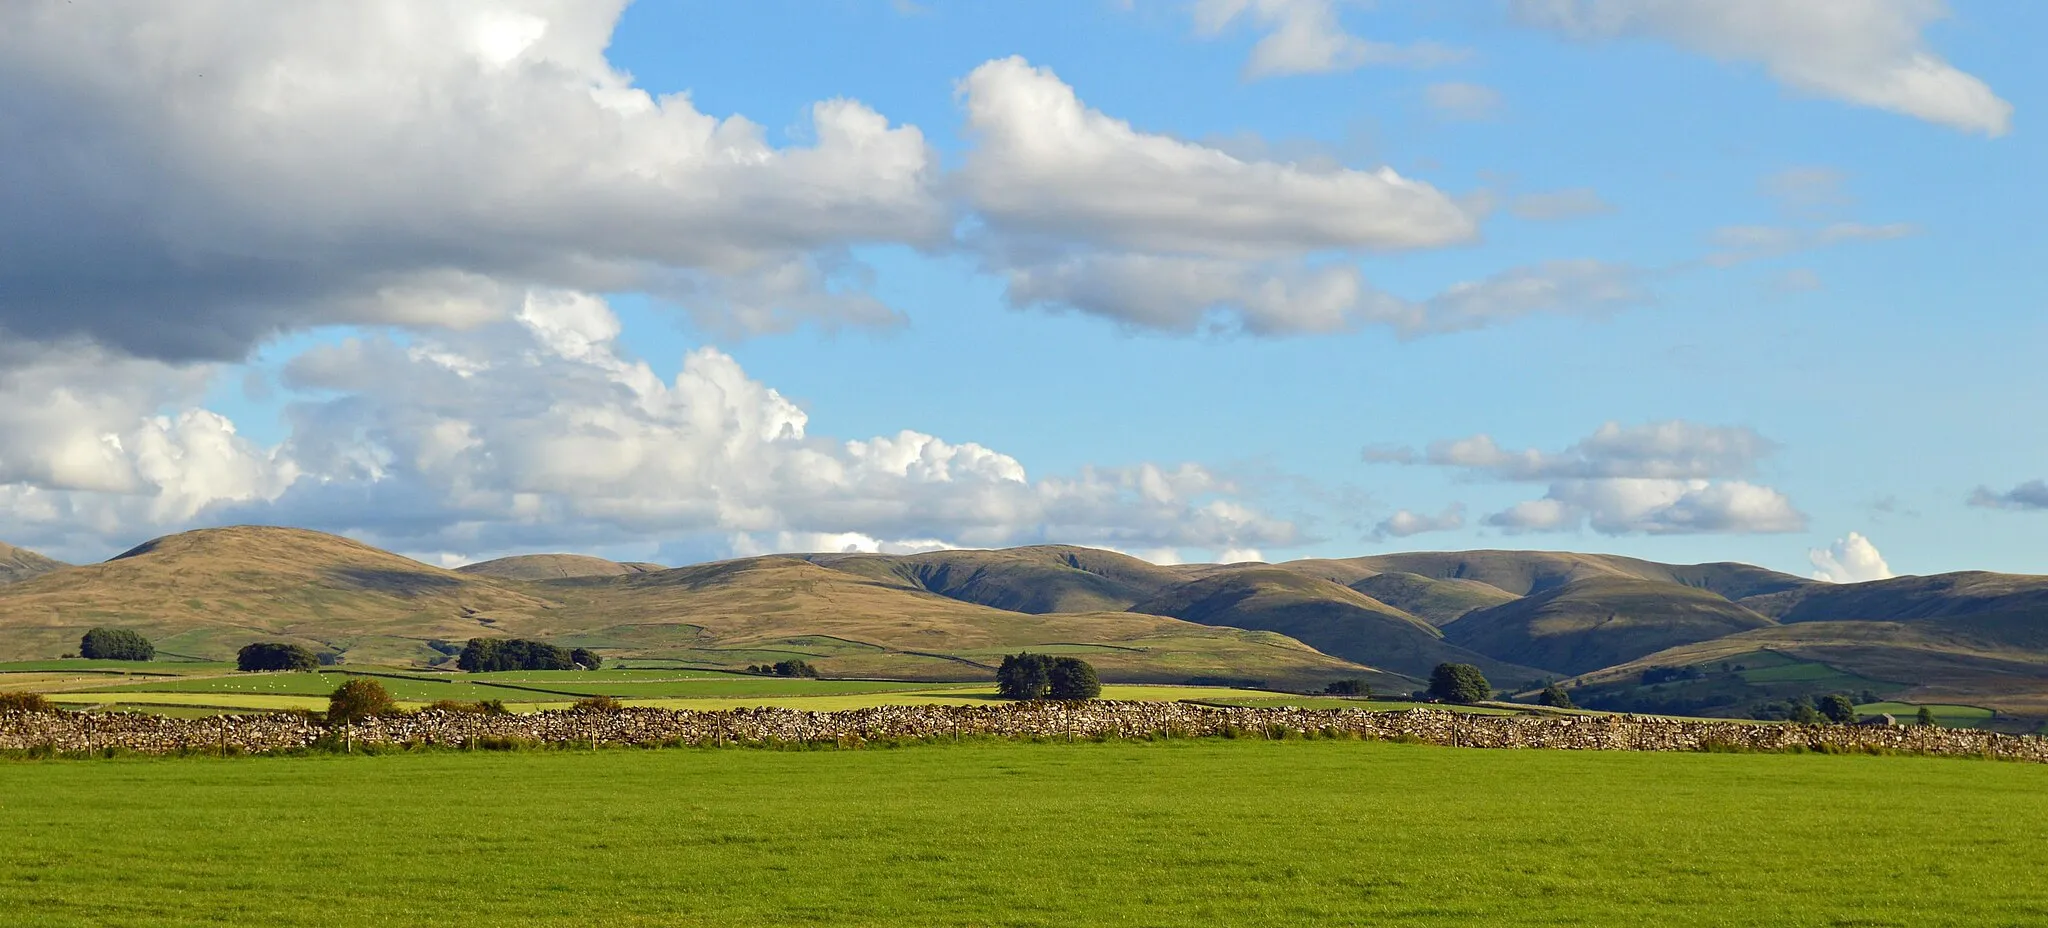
xmin=4 ymin=702 xmax=2045 ymax=762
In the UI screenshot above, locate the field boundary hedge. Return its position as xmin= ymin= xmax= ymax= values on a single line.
xmin=3 ymin=702 xmax=2045 ymax=762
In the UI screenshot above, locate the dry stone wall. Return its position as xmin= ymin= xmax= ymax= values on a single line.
xmin=4 ymin=702 xmax=2045 ymax=762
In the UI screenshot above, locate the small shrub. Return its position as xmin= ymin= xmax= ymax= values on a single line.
xmin=328 ymin=679 xmax=395 ymax=725
xmin=0 ymin=692 xmax=55 ymax=714
xmin=1537 ymin=684 xmax=1576 ymax=709
xmin=573 ymin=695 xmax=623 ymax=713
xmin=79 ymin=627 xmax=154 ymax=661
xmin=1428 ymin=663 xmax=1492 ymax=705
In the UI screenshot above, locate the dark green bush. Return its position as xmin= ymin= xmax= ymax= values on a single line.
xmin=457 ymin=637 xmax=575 ymax=672
xmin=1428 ymin=663 xmax=1491 ymax=705
xmin=573 ymin=695 xmax=624 ymax=713
xmin=1538 ymin=684 xmax=1576 ymax=709
xmin=569 ymin=648 xmax=604 ymax=670
xmin=237 ymin=642 xmax=318 ymax=672
xmin=1917 ymin=705 xmax=1937 ymax=727
xmin=78 ymin=627 xmax=154 ymax=661
xmin=1323 ymin=679 xmax=1368 ymax=697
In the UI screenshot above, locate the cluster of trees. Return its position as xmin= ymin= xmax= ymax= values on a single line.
xmin=237 ymin=642 xmax=319 ymax=672
xmin=1748 ymin=692 xmax=1861 ymax=724
xmin=746 ymin=660 xmax=818 ymax=678
xmin=79 ymin=628 xmax=154 ymax=661
xmin=1537 ymin=684 xmax=1576 ymax=709
xmin=995 ymin=653 xmax=1101 ymax=701
xmin=1322 ymin=679 xmax=1370 ymax=697
xmin=1427 ymin=663 xmax=1493 ymax=705
xmin=456 ymin=638 xmax=602 ymax=672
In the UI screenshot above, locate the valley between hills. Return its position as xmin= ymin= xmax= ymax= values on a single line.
xmin=4 ymin=525 xmax=2048 ymax=726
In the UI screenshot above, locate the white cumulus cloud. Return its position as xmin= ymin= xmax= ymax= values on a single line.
xmin=1192 ymin=0 xmax=1469 ymax=78
xmin=1809 ymin=531 xmax=1895 ymax=582
xmin=1513 ymin=0 xmax=2012 ymax=136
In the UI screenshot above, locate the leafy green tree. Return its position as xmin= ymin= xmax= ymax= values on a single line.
xmin=457 ymin=637 xmax=575 ymax=672
xmin=1323 ymin=679 xmax=1368 ymax=697
xmin=771 ymin=659 xmax=818 ymax=678
xmin=1916 ymin=705 xmax=1937 ymax=727
xmin=996 ymin=653 xmax=1052 ymax=700
xmin=237 ymin=642 xmax=318 ymax=672
xmin=79 ymin=627 xmax=154 ymax=661
xmin=1817 ymin=693 xmax=1858 ymax=724
xmin=1046 ymin=657 xmax=1102 ymax=700
xmin=327 ymin=679 xmax=394 ymax=725
xmin=1428 ymin=663 xmax=1492 ymax=705
xmin=1537 ymin=684 xmax=1576 ymax=709
xmin=570 ymin=648 xmax=603 ymax=670
xmin=1789 ymin=697 xmax=1822 ymax=725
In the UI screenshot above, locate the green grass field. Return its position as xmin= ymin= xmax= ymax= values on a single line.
xmin=1857 ymin=701 xmax=1998 ymax=727
xmin=1 ymin=740 xmax=2042 ymax=926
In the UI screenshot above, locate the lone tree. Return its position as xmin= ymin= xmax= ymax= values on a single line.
xmin=1428 ymin=663 xmax=1492 ymax=705
xmin=1916 ymin=705 xmax=1937 ymax=727
xmin=1323 ymin=679 xmax=1369 ymax=697
xmin=997 ymin=653 xmax=1100 ymax=700
xmin=237 ymin=642 xmax=318 ymax=672
xmin=569 ymin=648 xmax=604 ymax=671
xmin=771 ymin=659 xmax=818 ymax=678
xmin=79 ymin=627 xmax=154 ymax=661
xmin=1817 ymin=693 xmax=1858 ymax=724
xmin=327 ymin=679 xmax=395 ymax=725
xmin=1537 ymin=684 xmax=1576 ymax=709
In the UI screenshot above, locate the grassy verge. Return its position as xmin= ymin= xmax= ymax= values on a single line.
xmin=1 ymin=739 xmax=2043 ymax=926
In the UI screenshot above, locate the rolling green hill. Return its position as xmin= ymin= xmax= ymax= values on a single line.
xmin=0 ymin=541 xmax=65 ymax=585
xmin=1346 ymin=572 xmax=1520 ymax=626
xmin=0 ymin=528 xmax=1371 ymax=687
xmin=457 ymin=554 xmax=665 ymax=581
xmin=1304 ymin=550 xmax=1812 ymax=601
xmin=1442 ymin=576 xmax=1778 ymax=676
xmin=4 ymin=527 xmax=2047 ymax=719
xmin=1126 ymin=566 xmax=1543 ymax=685
xmin=801 ymin=545 xmax=1186 ymax=614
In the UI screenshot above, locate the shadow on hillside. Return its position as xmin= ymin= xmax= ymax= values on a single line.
xmin=327 ymin=568 xmax=466 ymax=597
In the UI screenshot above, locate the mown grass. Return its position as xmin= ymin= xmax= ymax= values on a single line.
xmin=2 ymin=740 xmax=2043 ymax=926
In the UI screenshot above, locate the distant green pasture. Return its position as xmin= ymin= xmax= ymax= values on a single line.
xmin=1856 ymin=702 xmax=1997 ymax=728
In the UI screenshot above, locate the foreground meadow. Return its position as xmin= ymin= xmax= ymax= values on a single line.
xmin=3 ymin=740 xmax=2043 ymax=926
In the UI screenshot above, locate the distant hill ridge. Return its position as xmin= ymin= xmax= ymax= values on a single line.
xmin=2 ymin=526 xmax=2046 ymax=718
xmin=0 ymin=540 xmax=65 ymax=585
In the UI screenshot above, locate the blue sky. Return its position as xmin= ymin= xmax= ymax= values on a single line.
xmin=1 ymin=1 xmax=2041 ymax=578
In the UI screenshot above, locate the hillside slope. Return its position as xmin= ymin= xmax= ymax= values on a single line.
xmin=803 ymin=546 xmax=1186 ymax=614
xmin=1307 ymin=551 xmax=1812 ymax=601
xmin=1347 ymin=572 xmax=1519 ymax=626
xmin=0 ymin=541 xmax=66 ymax=585
xmin=1128 ymin=567 xmax=1542 ymax=684
xmin=0 ymin=528 xmax=1371 ymax=687
xmin=1443 ymin=576 xmax=1777 ymax=676
xmin=0 ymin=526 xmax=551 ymax=664
xmin=457 ymin=554 xmax=664 ymax=581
